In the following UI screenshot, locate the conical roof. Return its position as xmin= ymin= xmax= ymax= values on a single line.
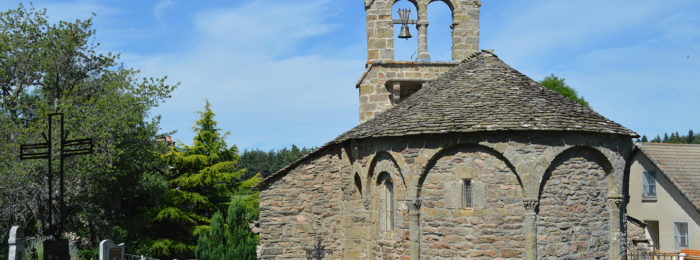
xmin=258 ymin=51 xmax=637 ymax=189
xmin=333 ymin=51 xmax=638 ymax=143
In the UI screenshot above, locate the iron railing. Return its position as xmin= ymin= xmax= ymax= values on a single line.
xmin=628 ymin=249 xmax=690 ymax=260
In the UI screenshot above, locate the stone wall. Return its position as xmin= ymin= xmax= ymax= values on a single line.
xmin=363 ymin=0 xmax=480 ymax=63
xmin=626 ymin=217 xmax=653 ymax=258
xmin=357 ymin=62 xmax=457 ymax=122
xmin=537 ymin=148 xmax=610 ymax=259
xmin=358 ymin=0 xmax=480 ymax=123
xmin=259 ymin=152 xmax=345 ymax=259
xmin=259 ymin=132 xmax=633 ymax=259
xmin=420 ymin=146 xmax=524 ymax=259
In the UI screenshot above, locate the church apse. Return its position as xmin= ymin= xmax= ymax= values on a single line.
xmin=258 ymin=3 xmax=638 ymax=256
xmin=419 ymin=145 xmax=525 ymax=259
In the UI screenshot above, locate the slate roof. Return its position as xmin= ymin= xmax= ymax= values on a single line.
xmin=259 ymin=51 xmax=637 ymax=189
xmin=332 ymin=51 xmax=637 ymax=143
xmin=637 ymin=143 xmax=700 ymax=211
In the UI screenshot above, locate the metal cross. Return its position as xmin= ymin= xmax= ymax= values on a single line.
xmin=305 ymin=237 xmax=332 ymax=260
xmin=312 ymin=237 xmax=326 ymax=260
xmin=19 ymin=112 xmax=93 ymax=238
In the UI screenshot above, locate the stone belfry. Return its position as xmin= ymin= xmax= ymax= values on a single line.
xmin=357 ymin=0 xmax=480 ymax=122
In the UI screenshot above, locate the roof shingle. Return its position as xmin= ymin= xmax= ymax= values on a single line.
xmin=332 ymin=51 xmax=637 ymax=143
xmin=637 ymin=143 xmax=700 ymax=211
xmin=259 ymin=51 xmax=638 ymax=189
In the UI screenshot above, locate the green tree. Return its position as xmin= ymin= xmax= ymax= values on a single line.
xmin=148 ymin=101 xmax=260 ymax=259
xmin=196 ymin=198 xmax=257 ymax=260
xmin=539 ymin=74 xmax=590 ymax=108
xmin=674 ymin=132 xmax=680 ymax=143
xmin=195 ymin=211 xmax=227 ymax=260
xmin=237 ymin=145 xmax=313 ymax=179
xmin=640 ymin=135 xmax=648 ymax=142
xmin=688 ymin=130 xmax=696 ymax=144
xmin=0 ymin=3 xmax=176 ymax=252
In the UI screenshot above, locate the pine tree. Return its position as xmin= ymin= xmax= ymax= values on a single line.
xmin=196 ymin=198 xmax=257 ymax=260
xmin=237 ymin=146 xmax=313 ymax=179
xmin=195 ymin=212 xmax=227 ymax=260
xmin=149 ymin=101 xmax=260 ymax=259
xmin=689 ymin=130 xmax=696 ymax=144
xmin=640 ymin=135 xmax=648 ymax=142
xmin=225 ymin=198 xmax=258 ymax=259
xmin=663 ymin=133 xmax=669 ymax=143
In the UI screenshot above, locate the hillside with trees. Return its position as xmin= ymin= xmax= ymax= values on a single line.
xmin=641 ymin=130 xmax=699 ymax=144
xmin=236 ymin=145 xmax=313 ymax=179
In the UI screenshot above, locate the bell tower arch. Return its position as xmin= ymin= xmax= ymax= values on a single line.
xmin=358 ymin=0 xmax=480 ymax=123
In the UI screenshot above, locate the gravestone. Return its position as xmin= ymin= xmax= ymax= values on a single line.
xmin=99 ymin=239 xmax=124 ymax=260
xmin=7 ymin=226 xmax=25 ymax=260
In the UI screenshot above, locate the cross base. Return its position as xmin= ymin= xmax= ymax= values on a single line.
xmin=43 ymin=235 xmax=70 ymax=259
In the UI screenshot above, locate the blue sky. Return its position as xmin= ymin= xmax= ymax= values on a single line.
xmin=3 ymin=0 xmax=700 ymax=150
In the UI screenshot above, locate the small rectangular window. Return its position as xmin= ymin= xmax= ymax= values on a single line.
xmin=675 ymin=221 xmax=689 ymax=250
xmin=642 ymin=170 xmax=657 ymax=199
xmin=463 ymin=179 xmax=472 ymax=208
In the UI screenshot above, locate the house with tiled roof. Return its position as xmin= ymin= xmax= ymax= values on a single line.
xmin=628 ymin=143 xmax=700 ymax=252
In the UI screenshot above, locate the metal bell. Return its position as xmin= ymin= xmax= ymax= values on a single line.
xmin=398 ymin=24 xmax=412 ymax=39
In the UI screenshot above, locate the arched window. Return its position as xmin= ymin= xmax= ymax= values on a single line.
xmin=392 ymin=0 xmax=418 ymax=61
xmin=427 ymin=1 xmax=453 ymax=61
xmin=377 ymin=172 xmax=394 ymax=231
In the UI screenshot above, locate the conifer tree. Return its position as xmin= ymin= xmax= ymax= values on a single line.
xmin=224 ymin=198 xmax=258 ymax=259
xmin=688 ymin=130 xmax=695 ymax=144
xmin=196 ymin=198 xmax=257 ymax=260
xmin=640 ymin=135 xmax=648 ymax=142
xmin=148 ymin=101 xmax=260 ymax=259
xmin=195 ymin=212 xmax=227 ymax=260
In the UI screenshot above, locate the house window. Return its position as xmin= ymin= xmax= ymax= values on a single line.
xmin=642 ymin=170 xmax=657 ymax=199
xmin=463 ymin=179 xmax=472 ymax=208
xmin=675 ymin=221 xmax=689 ymax=251
xmin=378 ymin=172 xmax=394 ymax=231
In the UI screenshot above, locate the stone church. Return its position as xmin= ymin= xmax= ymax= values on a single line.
xmin=258 ymin=0 xmax=637 ymax=259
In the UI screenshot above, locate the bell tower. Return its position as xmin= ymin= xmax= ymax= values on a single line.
xmin=357 ymin=0 xmax=480 ymax=122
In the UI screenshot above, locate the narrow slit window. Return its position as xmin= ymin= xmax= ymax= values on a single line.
xmin=387 ymin=182 xmax=394 ymax=230
xmin=463 ymin=179 xmax=472 ymax=208
xmin=378 ymin=172 xmax=394 ymax=231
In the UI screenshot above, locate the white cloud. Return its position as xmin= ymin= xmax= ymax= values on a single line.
xmin=192 ymin=0 xmax=339 ymax=57
xmin=41 ymin=1 xmax=120 ymax=23
xmin=482 ymin=0 xmax=680 ymax=65
xmin=153 ymin=0 xmax=175 ymax=22
xmin=479 ymin=0 xmax=700 ymax=138
xmin=127 ymin=0 xmax=363 ymax=150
